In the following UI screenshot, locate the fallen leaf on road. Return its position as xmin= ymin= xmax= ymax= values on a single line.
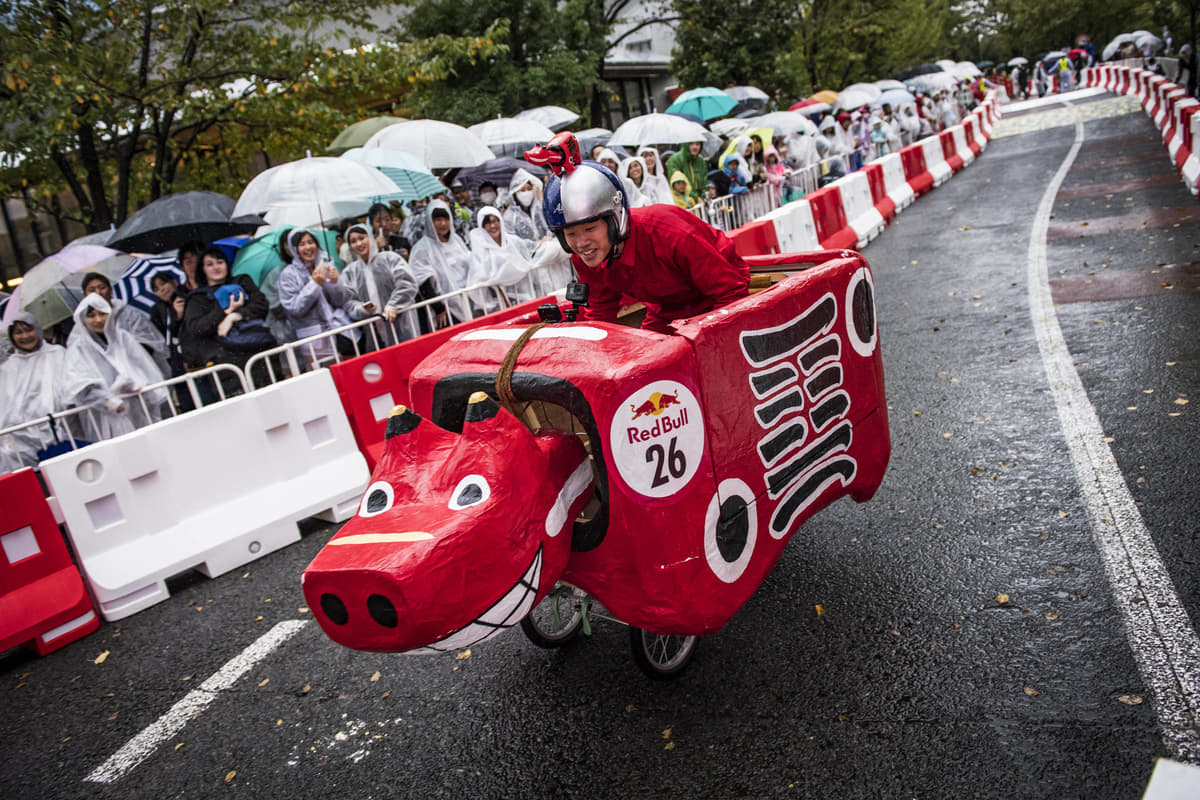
xmin=662 ymin=728 xmax=672 ymax=739
xmin=225 ymin=771 xmax=236 ymax=783
xmin=664 ymin=741 xmax=676 ymax=750
xmin=997 ymin=593 xmax=1010 ymax=604
xmin=369 ymin=671 xmax=381 ymax=683
xmin=1176 ymin=398 xmax=1189 ymax=406
xmin=626 ymin=704 xmax=638 ymax=712
xmin=455 ymin=649 xmax=471 ymax=660
xmin=1118 ymin=695 xmax=1143 ymax=705
xmin=815 ymin=604 xmax=826 ymax=617
xmin=93 ymin=651 xmax=109 ymax=665
xmin=175 ymin=743 xmax=184 ymax=751
xmin=1045 ymin=610 xmax=1060 ymax=621
xmin=1023 ymin=686 xmax=1040 ymax=697
xmin=258 ymin=678 xmax=269 ymax=687
xmin=1144 ymin=389 xmax=1154 ymax=394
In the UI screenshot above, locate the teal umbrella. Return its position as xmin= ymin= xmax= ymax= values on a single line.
xmin=232 ymin=227 xmax=342 ymax=288
xmin=339 ymin=148 xmax=445 ymax=202
xmin=665 ymin=87 xmax=738 ymax=121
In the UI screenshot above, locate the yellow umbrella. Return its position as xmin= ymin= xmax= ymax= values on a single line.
xmin=809 ymin=89 xmax=839 ymax=105
xmin=720 ymin=127 xmax=774 ymax=163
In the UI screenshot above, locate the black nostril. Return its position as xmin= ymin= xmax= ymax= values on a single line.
xmin=367 ymin=594 xmax=398 ymax=628
xmin=320 ymin=593 xmax=349 ymax=625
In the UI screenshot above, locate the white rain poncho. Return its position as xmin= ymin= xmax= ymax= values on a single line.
xmin=618 ymin=156 xmax=657 ymax=207
xmin=341 ymin=223 xmax=420 ymax=344
xmin=504 ymin=169 xmax=550 ymax=242
xmin=466 ymin=206 xmax=539 ymax=309
xmin=596 ymin=148 xmax=645 ymax=208
xmin=0 ymin=312 xmax=118 ymax=473
xmin=66 ymin=295 xmax=168 ymax=434
xmin=278 ymin=227 xmax=356 ymax=362
xmin=409 ymin=199 xmax=475 ymax=320
xmin=637 ymin=146 xmax=673 ymax=205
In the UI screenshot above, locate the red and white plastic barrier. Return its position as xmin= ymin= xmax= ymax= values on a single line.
xmin=1082 ymin=64 xmax=1199 ymax=194
xmin=41 ymin=369 xmax=369 ymax=621
xmin=742 ymin=90 xmax=999 ymax=259
xmin=0 ymin=468 xmax=100 ymax=655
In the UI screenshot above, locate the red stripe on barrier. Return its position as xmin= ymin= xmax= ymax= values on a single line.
xmin=806 ymin=185 xmax=858 ymax=250
xmin=863 ymin=163 xmax=896 ymax=222
xmin=939 ymin=130 xmax=964 ymax=173
xmin=962 ymin=119 xmax=982 ymax=157
xmin=0 ymin=468 xmax=99 ymax=656
xmin=900 ymin=145 xmax=933 ymax=197
xmin=1177 ymin=105 xmax=1200 ymax=171
xmin=729 ymin=218 xmax=781 ymax=258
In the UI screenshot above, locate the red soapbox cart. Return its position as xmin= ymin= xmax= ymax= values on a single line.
xmin=302 ymin=249 xmax=891 ymax=677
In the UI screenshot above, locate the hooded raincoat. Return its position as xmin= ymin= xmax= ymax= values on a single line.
xmin=277 ymin=228 xmax=355 ymax=361
xmin=669 ymin=170 xmax=694 ymax=208
xmin=665 ymin=145 xmax=707 ymax=206
xmin=66 ymin=295 xmax=167 ymax=433
xmin=504 ymin=169 xmax=550 ymax=242
xmin=0 ymin=312 xmax=116 ymax=472
xmin=466 ymin=206 xmax=540 ymax=307
xmin=618 ymin=156 xmax=657 ymax=206
xmin=409 ymin=199 xmax=475 ymax=321
xmin=342 ymin=223 xmax=420 ymax=342
xmin=637 ymin=147 xmax=673 ymax=205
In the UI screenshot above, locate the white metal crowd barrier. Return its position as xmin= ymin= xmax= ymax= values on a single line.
xmin=687 ymin=181 xmax=781 ymax=232
xmin=40 ymin=368 xmax=369 ymax=621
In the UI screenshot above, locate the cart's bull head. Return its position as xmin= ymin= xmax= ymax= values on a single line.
xmin=303 ymin=392 xmax=593 ymax=653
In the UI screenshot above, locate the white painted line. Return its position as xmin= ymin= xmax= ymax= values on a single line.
xmin=85 ymin=619 xmax=310 ymax=784
xmin=1026 ymin=101 xmax=1200 ymax=760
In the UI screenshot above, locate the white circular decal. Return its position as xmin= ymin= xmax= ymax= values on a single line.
xmin=609 ymin=380 xmax=705 ymax=498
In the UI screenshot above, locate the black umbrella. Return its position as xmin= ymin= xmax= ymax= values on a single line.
xmin=109 ymin=191 xmax=265 ymax=255
xmin=453 ymin=156 xmax=548 ymax=191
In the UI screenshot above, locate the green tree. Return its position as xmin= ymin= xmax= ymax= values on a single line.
xmin=0 ymin=0 xmax=502 ymax=232
xmin=397 ymin=0 xmax=611 ymax=125
xmin=990 ymin=0 xmax=1154 ymax=57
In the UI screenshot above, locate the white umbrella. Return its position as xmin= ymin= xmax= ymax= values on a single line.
xmin=514 ymin=105 xmax=580 ymax=132
xmin=906 ymin=72 xmax=958 ymax=94
xmin=608 ymin=113 xmax=722 ymax=159
xmin=833 ymin=84 xmax=879 ymax=111
xmin=724 ymin=86 xmax=769 ymax=103
xmin=873 ymin=79 xmax=907 ymax=92
xmin=467 ymin=118 xmax=556 ymax=158
xmin=233 ymin=156 xmax=405 ymax=228
xmin=1102 ymin=34 xmax=1136 ymax=61
xmin=747 ymin=111 xmax=818 ymax=136
xmin=871 ymin=88 xmax=916 ymax=108
xmin=952 ymin=61 xmax=981 ymax=78
xmin=709 ymin=118 xmax=753 ymax=139
xmin=936 ymin=59 xmax=958 ymax=72
xmin=364 ymin=119 xmax=496 ymax=169
xmin=1007 ymin=56 xmax=1029 ymax=67
xmin=1135 ymin=31 xmax=1163 ymax=55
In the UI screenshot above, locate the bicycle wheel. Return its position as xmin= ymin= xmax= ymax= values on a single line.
xmin=629 ymin=627 xmax=698 ymax=680
xmin=521 ymin=584 xmax=587 ymax=648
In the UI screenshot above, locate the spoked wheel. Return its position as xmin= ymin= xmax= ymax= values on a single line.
xmin=521 ymin=583 xmax=588 ymax=648
xmin=629 ymin=628 xmax=698 ymax=680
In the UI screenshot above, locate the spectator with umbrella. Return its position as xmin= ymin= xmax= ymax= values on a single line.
xmin=66 ymin=294 xmax=167 ymax=433
xmin=341 ymin=223 xmax=420 ymax=344
xmin=177 ymin=241 xmax=205 ymax=289
xmin=368 ymin=202 xmax=410 ymax=258
xmin=0 ymin=311 xmax=121 ymax=473
xmin=149 ymin=271 xmax=188 ymax=380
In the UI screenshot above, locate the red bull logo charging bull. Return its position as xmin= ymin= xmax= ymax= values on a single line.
xmin=611 ymin=381 xmax=705 ymax=499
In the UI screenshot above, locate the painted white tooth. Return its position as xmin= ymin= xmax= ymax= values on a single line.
xmin=546 ymin=459 xmax=593 ymax=537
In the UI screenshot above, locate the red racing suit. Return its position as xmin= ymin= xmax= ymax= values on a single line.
xmin=572 ymin=204 xmax=750 ymax=334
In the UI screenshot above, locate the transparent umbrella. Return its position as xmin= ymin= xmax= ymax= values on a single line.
xmin=747 ymin=111 xmax=818 ymax=136
xmin=328 ymin=116 xmax=408 ymax=155
xmin=468 ymin=118 xmax=556 ymax=158
xmin=364 ymin=120 xmax=496 ymax=169
xmin=608 ymin=114 xmax=721 ymax=158
xmin=833 ymin=84 xmax=881 ymax=112
xmin=16 ymin=245 xmax=137 ymax=327
xmin=233 ymin=156 xmax=406 ymax=229
xmin=514 ymin=106 xmax=580 ymax=132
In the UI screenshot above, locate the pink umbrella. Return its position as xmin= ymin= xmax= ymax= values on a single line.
xmin=789 ymin=99 xmax=831 ymax=114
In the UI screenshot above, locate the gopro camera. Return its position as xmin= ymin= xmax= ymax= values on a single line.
xmin=537 ymin=303 xmax=563 ymax=323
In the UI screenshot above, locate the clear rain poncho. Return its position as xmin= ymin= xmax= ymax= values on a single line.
xmin=0 ymin=311 xmax=118 ymax=473
xmin=466 ymin=206 xmax=538 ymax=308
xmin=503 ymin=169 xmax=550 ymax=242
xmin=408 ymin=199 xmax=475 ymax=321
xmin=277 ymin=227 xmax=356 ymax=362
xmin=637 ymin=147 xmax=673 ymax=205
xmin=65 ymin=295 xmax=168 ymax=435
xmin=341 ymin=223 xmax=419 ymax=343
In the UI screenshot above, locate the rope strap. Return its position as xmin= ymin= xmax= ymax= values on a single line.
xmin=495 ymin=323 xmax=547 ymax=406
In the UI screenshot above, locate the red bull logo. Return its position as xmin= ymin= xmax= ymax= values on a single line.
xmin=629 ymin=390 xmax=681 ymax=420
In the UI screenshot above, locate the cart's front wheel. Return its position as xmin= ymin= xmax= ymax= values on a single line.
xmin=629 ymin=628 xmax=697 ymax=679
xmin=521 ymin=584 xmax=587 ymax=648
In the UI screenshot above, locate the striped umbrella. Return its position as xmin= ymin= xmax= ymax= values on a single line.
xmin=112 ymin=255 xmax=188 ymax=314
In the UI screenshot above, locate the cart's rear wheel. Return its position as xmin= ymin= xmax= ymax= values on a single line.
xmin=629 ymin=628 xmax=697 ymax=679
xmin=521 ymin=584 xmax=587 ymax=648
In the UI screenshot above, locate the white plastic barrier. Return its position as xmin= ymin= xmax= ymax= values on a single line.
xmin=1186 ymin=114 xmax=1200 ymax=193
xmin=1168 ymin=97 xmax=1199 ymax=164
xmin=836 ymin=171 xmax=885 ymax=248
xmin=951 ymin=126 xmax=975 ymax=168
xmin=762 ymin=200 xmax=821 ymax=251
xmin=919 ymin=136 xmax=952 ymax=187
xmin=878 ymin=152 xmax=915 ymax=212
xmin=41 ymin=369 xmax=369 ymax=621
xmin=970 ymin=111 xmax=989 ymax=152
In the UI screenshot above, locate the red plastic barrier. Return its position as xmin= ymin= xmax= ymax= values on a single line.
xmin=1176 ymin=105 xmax=1200 ymax=170
xmin=729 ymin=218 xmax=781 ymax=258
xmin=900 ymin=144 xmax=934 ymax=197
xmin=0 ymin=468 xmax=99 ymax=655
xmin=330 ymin=297 xmax=558 ymax=470
xmin=939 ymin=130 xmax=964 ymax=173
xmin=806 ymin=185 xmax=858 ymax=250
xmin=962 ymin=119 xmax=983 ymax=157
xmin=862 ymin=163 xmax=896 ymax=222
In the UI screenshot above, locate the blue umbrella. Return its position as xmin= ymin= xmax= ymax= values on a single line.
xmin=112 ymin=255 xmax=187 ymax=314
xmin=665 ymin=87 xmax=739 ymax=121
xmin=211 ymin=235 xmax=252 ymax=267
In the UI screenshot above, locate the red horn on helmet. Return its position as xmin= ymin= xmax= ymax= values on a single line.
xmin=524 ymin=132 xmax=581 ymax=177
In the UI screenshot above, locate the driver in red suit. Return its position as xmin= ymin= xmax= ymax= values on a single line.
xmin=530 ymin=133 xmax=749 ymax=334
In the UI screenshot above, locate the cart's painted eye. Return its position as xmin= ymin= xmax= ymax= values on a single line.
xmin=359 ymin=481 xmax=395 ymax=517
xmin=449 ymin=475 xmax=490 ymax=510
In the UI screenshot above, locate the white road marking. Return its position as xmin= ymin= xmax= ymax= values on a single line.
xmin=1026 ymin=101 xmax=1200 ymax=760
xmin=85 ymin=619 xmax=310 ymax=784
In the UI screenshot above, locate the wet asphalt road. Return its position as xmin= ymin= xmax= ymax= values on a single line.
xmin=3 ymin=91 xmax=1198 ymax=799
